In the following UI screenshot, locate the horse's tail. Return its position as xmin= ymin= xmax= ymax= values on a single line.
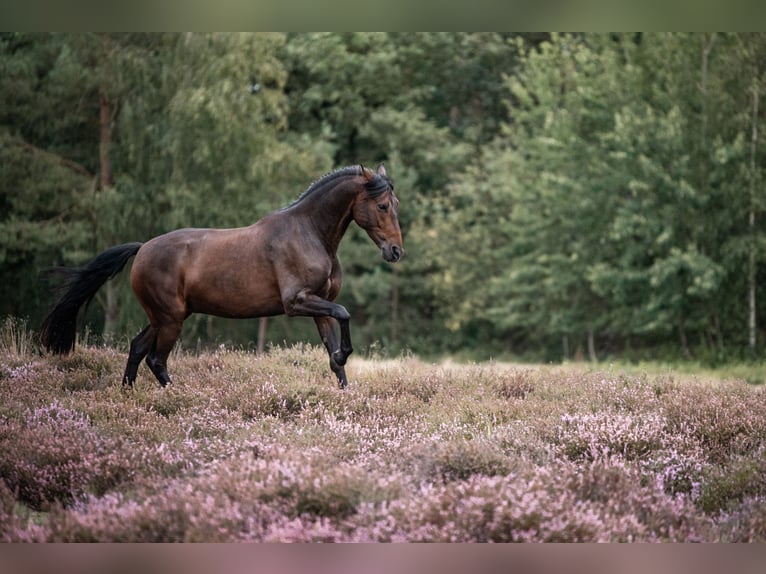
xmin=40 ymin=242 xmax=143 ymax=355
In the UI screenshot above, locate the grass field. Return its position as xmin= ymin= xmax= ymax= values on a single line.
xmin=1 ymin=323 xmax=765 ymax=541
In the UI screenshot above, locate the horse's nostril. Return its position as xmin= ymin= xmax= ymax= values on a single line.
xmin=392 ymin=245 xmax=402 ymax=260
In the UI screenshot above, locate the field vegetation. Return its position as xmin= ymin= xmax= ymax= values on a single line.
xmin=1 ymin=320 xmax=765 ymax=542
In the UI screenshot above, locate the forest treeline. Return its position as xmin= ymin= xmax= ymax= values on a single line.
xmin=2 ymin=32 xmax=766 ymax=362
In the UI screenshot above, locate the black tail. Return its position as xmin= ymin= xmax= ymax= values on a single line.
xmin=40 ymin=242 xmax=143 ymax=354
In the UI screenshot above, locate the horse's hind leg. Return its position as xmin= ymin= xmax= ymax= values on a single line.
xmin=145 ymin=321 xmax=183 ymax=388
xmin=314 ymin=317 xmax=348 ymax=389
xmin=122 ymin=324 xmax=155 ymax=387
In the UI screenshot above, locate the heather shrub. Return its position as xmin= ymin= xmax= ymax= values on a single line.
xmin=697 ymin=453 xmax=766 ymax=514
xmin=411 ymin=437 xmax=513 ymax=483
xmin=0 ymin=402 xmax=133 ymax=509
xmin=662 ymin=381 xmax=766 ymax=463
xmin=714 ymin=496 xmax=766 ymax=542
xmin=0 ymin=360 xmax=52 ymax=415
xmin=52 ymin=348 xmax=121 ymax=392
xmin=205 ymin=351 xmax=342 ymax=423
xmin=0 ymin=479 xmax=17 ymax=541
xmin=351 ymin=471 xmax=606 ymax=542
xmin=555 ymin=412 xmax=667 ymax=461
xmin=44 ymin=488 xmax=255 ymax=542
xmin=232 ymin=377 xmax=333 ymax=421
xmin=352 ymin=459 xmax=705 ymax=542
xmin=43 ymin=448 xmax=401 ymax=542
xmin=226 ymin=449 xmax=382 ymax=519
xmin=494 ymin=421 xmax=553 ymax=464
xmin=427 ymin=390 xmax=521 ymax=432
xmin=263 ymin=516 xmax=349 ymax=542
xmin=2 ymin=339 xmax=766 ymax=542
xmin=575 ymin=373 xmax=661 ymax=414
xmin=491 ymin=368 xmax=536 ymax=400
xmin=266 ymin=343 xmax=336 ymax=384
xmin=565 ymin=458 xmax=706 ymax=542
xmin=361 ymin=368 xmax=442 ymax=403
xmin=143 ymin=386 xmax=203 ymax=418
xmin=643 ymin=448 xmax=705 ymax=498
xmin=78 ymin=395 xmax=188 ymax=445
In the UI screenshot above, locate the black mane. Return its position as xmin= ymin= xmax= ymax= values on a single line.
xmin=289 ymin=165 xmax=393 ymax=208
xmin=364 ymin=170 xmax=394 ymax=198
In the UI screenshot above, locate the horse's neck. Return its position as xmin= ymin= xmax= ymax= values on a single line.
xmin=291 ymin=180 xmax=357 ymax=253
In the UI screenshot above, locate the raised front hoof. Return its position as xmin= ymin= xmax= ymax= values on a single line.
xmin=332 ymin=348 xmax=352 ymax=367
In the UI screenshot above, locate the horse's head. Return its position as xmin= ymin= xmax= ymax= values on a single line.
xmin=353 ymin=164 xmax=404 ymax=263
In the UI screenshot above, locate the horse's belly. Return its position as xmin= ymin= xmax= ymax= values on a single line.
xmin=185 ymin=270 xmax=284 ymax=319
xmin=191 ymin=298 xmax=285 ymax=319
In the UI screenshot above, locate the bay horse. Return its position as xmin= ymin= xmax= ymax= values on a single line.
xmin=40 ymin=164 xmax=402 ymax=389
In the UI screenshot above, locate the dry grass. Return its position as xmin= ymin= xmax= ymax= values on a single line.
xmin=1 ymin=337 xmax=765 ymax=542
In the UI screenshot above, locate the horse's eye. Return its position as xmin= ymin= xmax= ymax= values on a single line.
xmin=377 ymin=203 xmax=388 ymax=212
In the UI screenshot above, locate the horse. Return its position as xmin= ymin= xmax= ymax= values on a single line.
xmin=40 ymin=164 xmax=403 ymax=389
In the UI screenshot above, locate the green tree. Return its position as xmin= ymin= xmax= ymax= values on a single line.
xmin=423 ymin=33 xmax=766 ymax=360
xmin=0 ymin=33 xmax=97 ymax=323
xmin=591 ymin=33 xmax=766 ymax=358
xmin=0 ymin=33 xmax=332 ymax=345
xmin=108 ymin=33 xmax=332 ymax=344
xmin=283 ymin=32 xmax=524 ymax=354
xmin=423 ymin=35 xmax=630 ymax=358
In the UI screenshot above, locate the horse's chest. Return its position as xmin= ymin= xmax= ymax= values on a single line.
xmin=301 ymin=260 xmax=339 ymax=299
xmin=303 ymin=266 xmax=333 ymax=296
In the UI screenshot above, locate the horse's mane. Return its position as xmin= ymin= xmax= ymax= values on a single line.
xmin=289 ymin=165 xmax=393 ymax=208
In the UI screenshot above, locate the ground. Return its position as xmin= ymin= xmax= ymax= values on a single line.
xmin=1 ymin=336 xmax=765 ymax=542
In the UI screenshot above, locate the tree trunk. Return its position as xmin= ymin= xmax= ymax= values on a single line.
xmin=749 ymin=81 xmax=759 ymax=352
xmin=102 ymin=282 xmax=118 ymax=343
xmin=390 ymin=266 xmax=399 ymax=346
xmin=678 ymin=317 xmax=692 ymax=360
xmin=562 ymin=334 xmax=569 ymax=361
xmin=257 ymin=317 xmax=268 ymax=356
xmin=99 ymin=34 xmax=113 ymax=192
xmin=98 ymin=33 xmax=116 ymax=339
xmin=699 ymin=34 xmax=716 ymax=198
xmin=713 ymin=312 xmax=724 ymax=353
xmin=587 ymin=329 xmax=597 ymax=362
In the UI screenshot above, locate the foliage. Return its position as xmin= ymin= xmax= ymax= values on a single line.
xmin=3 ymin=33 xmax=766 ymax=360
xmin=423 ymin=33 xmax=766 ymax=360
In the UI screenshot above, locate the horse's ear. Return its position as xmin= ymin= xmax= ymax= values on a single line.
xmin=360 ymin=164 xmax=375 ymax=182
xmin=376 ymin=163 xmax=387 ymax=177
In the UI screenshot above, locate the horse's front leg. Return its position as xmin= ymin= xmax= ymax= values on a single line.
xmin=283 ymin=290 xmax=353 ymax=366
xmin=314 ymin=317 xmax=348 ymax=389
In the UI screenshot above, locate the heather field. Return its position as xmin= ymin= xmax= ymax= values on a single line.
xmin=1 ymin=329 xmax=766 ymax=542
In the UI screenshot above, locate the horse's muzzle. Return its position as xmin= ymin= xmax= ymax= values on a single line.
xmin=382 ymin=244 xmax=403 ymax=263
